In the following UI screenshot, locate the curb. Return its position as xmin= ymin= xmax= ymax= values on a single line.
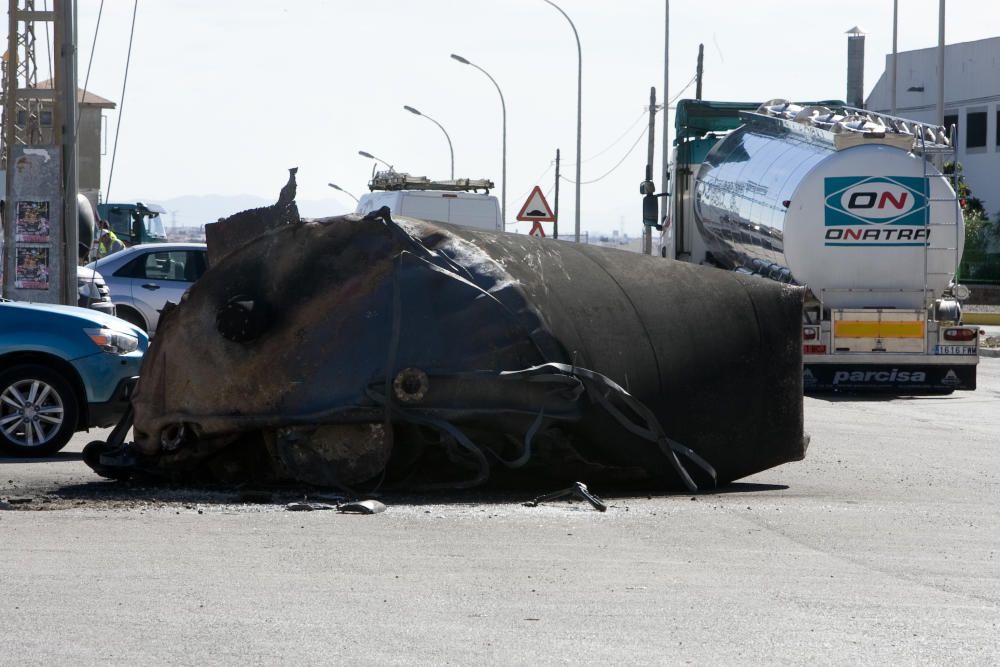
xmin=980 ymin=348 xmax=1000 ymax=358
xmin=965 ymin=312 xmax=1000 ymax=326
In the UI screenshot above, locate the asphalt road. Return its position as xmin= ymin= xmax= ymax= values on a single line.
xmin=2 ymin=359 xmax=998 ymax=665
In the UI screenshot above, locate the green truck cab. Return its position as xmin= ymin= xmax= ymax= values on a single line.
xmin=96 ymin=202 xmax=168 ymax=246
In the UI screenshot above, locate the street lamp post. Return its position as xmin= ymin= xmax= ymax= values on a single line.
xmin=328 ymin=182 xmax=359 ymax=204
xmin=404 ymin=105 xmax=455 ymax=180
xmin=358 ymin=150 xmax=395 ymax=172
xmin=542 ymin=0 xmax=582 ymax=243
xmin=936 ymin=0 xmax=945 ymax=126
xmin=451 ymin=53 xmax=507 ymax=229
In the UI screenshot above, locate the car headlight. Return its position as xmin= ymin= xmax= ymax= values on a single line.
xmin=84 ymin=327 xmax=139 ymax=355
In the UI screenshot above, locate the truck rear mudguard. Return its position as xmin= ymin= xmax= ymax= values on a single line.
xmin=95 ymin=179 xmax=808 ymax=492
xmin=804 ymin=362 xmax=976 ymax=392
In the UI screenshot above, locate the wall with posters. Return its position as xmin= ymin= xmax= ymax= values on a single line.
xmin=2 ymin=145 xmax=64 ymax=303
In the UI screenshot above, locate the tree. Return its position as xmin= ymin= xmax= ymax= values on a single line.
xmin=945 ymin=162 xmax=1000 ymax=283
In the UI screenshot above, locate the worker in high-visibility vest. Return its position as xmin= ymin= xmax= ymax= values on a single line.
xmin=96 ymin=227 xmax=125 ymax=258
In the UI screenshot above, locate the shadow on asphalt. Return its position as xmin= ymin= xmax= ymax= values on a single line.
xmin=0 ymin=452 xmax=84 ymax=464
xmin=807 ymin=392 xmax=960 ymax=403
xmin=33 ymin=478 xmax=789 ymax=508
xmin=700 ymin=482 xmax=789 ymax=495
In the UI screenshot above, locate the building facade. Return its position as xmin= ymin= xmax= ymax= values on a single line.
xmin=866 ymin=37 xmax=1000 ymax=214
xmin=36 ymin=82 xmax=116 ymax=208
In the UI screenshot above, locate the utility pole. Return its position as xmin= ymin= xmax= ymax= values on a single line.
xmin=553 ymin=148 xmax=560 ymax=239
xmin=695 ymin=43 xmax=704 ymax=100
xmin=642 ymin=87 xmax=656 ymax=255
xmin=660 ymin=0 xmax=671 ymax=258
xmin=55 ymin=0 xmax=78 ymax=303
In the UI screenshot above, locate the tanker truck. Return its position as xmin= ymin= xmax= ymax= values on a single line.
xmin=660 ymin=99 xmax=980 ymax=392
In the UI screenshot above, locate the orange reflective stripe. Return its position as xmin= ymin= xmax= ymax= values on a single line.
xmin=834 ymin=320 xmax=925 ymax=338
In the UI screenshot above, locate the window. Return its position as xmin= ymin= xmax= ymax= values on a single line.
xmin=966 ymin=111 xmax=987 ymax=149
xmin=114 ymin=255 xmax=146 ymax=279
xmin=179 ymin=251 xmax=208 ymax=282
xmin=943 ymin=114 xmax=959 ymax=144
xmin=141 ymin=251 xmax=197 ymax=282
xmin=114 ymin=250 xmax=202 ymax=282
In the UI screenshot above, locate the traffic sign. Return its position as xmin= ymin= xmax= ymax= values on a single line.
xmin=528 ymin=221 xmax=546 ymax=238
xmin=516 ymin=186 xmax=556 ymax=222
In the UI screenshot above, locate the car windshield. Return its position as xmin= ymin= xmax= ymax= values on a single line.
xmin=145 ymin=214 xmax=167 ymax=239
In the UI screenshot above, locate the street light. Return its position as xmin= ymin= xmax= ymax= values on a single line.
xmin=451 ymin=53 xmax=507 ymax=230
xmin=328 ymin=182 xmax=359 ymax=204
xmin=403 ymin=105 xmax=455 ymax=180
xmin=358 ymin=150 xmax=394 ymax=172
xmin=542 ymin=0 xmax=582 ymax=243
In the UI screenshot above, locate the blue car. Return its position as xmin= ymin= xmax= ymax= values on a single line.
xmin=0 ymin=300 xmax=147 ymax=457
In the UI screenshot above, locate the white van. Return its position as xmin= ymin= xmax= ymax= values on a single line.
xmin=355 ymin=173 xmax=501 ymax=232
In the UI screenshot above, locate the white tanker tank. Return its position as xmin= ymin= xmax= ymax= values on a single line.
xmin=666 ymin=99 xmax=980 ymax=392
xmin=693 ymin=100 xmax=963 ymax=309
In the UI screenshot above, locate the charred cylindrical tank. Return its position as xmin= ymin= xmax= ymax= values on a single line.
xmin=114 ymin=210 xmax=807 ymax=493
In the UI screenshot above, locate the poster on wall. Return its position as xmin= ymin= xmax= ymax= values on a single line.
xmin=14 ymin=246 xmax=50 ymax=290
xmin=15 ymin=200 xmax=52 ymax=242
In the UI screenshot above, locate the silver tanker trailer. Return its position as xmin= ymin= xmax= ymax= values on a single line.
xmin=661 ymin=99 xmax=981 ymax=392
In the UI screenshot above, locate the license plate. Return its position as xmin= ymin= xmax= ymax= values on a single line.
xmin=934 ymin=345 xmax=977 ymax=356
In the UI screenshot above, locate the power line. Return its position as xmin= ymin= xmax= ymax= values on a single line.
xmin=560 ymin=124 xmax=649 ymax=185
xmin=77 ymin=0 xmax=105 ymax=137
xmin=106 ymin=0 xmax=138 ymax=203
xmin=579 ymin=109 xmax=647 ymax=164
xmin=667 ymin=75 xmax=697 ymax=105
xmin=556 ymin=75 xmax=696 ymax=185
xmin=511 ymin=74 xmax=698 ymax=211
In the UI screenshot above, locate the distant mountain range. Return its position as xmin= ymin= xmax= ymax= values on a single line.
xmin=145 ymin=194 xmax=354 ymax=229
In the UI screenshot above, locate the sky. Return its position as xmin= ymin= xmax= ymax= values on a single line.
xmin=14 ymin=0 xmax=1000 ymax=236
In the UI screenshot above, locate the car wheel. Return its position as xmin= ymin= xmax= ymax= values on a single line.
xmin=0 ymin=365 xmax=79 ymax=457
xmin=116 ymin=306 xmax=147 ymax=332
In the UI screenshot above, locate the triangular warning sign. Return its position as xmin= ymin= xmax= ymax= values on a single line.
xmin=516 ymin=185 xmax=556 ymax=222
xmin=528 ymin=221 xmax=546 ymax=238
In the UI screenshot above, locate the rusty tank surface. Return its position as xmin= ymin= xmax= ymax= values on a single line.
xmin=86 ymin=171 xmax=808 ymax=493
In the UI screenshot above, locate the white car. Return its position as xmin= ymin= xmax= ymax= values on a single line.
xmin=85 ymin=242 xmax=207 ymax=334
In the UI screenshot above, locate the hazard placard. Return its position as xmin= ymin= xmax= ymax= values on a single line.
xmin=528 ymin=221 xmax=546 ymax=238
xmin=516 ymin=186 xmax=556 ymax=222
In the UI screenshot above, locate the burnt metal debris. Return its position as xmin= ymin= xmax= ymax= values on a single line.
xmin=525 ymin=482 xmax=608 ymax=512
xmin=86 ymin=170 xmax=808 ymax=493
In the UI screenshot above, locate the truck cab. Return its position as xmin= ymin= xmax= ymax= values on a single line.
xmin=97 ymin=202 xmax=168 ymax=246
xmin=356 ymin=171 xmax=500 ymax=231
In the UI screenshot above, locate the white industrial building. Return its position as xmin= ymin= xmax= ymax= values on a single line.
xmin=866 ymin=36 xmax=1000 ymax=215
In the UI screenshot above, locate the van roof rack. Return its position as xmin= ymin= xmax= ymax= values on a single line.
xmin=368 ymin=170 xmax=494 ymax=194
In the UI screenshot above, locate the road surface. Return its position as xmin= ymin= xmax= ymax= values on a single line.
xmin=2 ymin=359 xmax=998 ymax=665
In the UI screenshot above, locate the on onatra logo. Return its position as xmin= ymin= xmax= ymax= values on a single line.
xmin=823 ymin=176 xmax=929 ymax=246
